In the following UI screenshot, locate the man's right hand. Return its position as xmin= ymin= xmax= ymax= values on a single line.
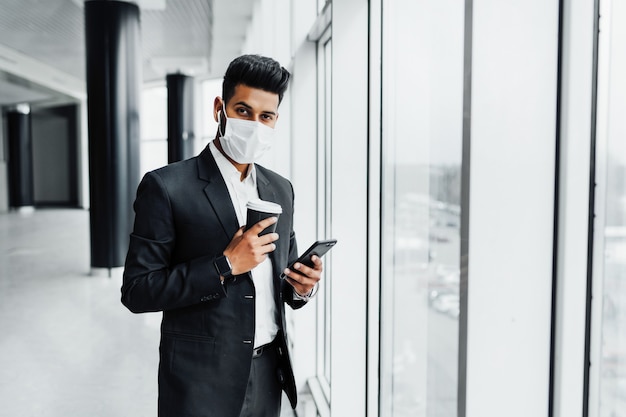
xmin=222 ymin=217 xmax=279 ymax=275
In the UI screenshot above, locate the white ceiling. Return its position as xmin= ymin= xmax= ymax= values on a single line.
xmin=0 ymin=0 xmax=255 ymax=107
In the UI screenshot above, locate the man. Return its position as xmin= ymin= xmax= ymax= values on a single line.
xmin=121 ymin=54 xmax=322 ymax=417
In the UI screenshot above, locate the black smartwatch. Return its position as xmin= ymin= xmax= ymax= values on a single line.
xmin=214 ymin=255 xmax=233 ymax=280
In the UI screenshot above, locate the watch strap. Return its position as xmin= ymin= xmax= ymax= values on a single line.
xmin=214 ymin=255 xmax=233 ymax=280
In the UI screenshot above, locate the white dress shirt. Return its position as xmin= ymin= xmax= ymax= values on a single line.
xmin=209 ymin=141 xmax=279 ymax=348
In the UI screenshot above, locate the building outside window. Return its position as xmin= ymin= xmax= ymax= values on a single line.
xmin=379 ymin=1 xmax=465 ymax=416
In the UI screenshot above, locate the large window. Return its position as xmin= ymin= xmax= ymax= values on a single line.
xmin=200 ymin=78 xmax=222 ymax=151
xmin=592 ymin=0 xmax=626 ymax=415
xmin=379 ymin=1 xmax=465 ymax=416
xmin=316 ymin=26 xmax=333 ymax=400
xmin=140 ymin=85 xmax=167 ymax=175
xmin=141 ymin=79 xmax=220 ymax=176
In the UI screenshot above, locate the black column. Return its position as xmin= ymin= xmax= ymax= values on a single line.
xmin=166 ymin=73 xmax=195 ymax=163
xmin=85 ymin=1 xmax=141 ymax=269
xmin=7 ymin=108 xmax=34 ymax=209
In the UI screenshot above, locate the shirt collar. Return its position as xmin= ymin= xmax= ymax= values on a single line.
xmin=209 ymin=140 xmax=257 ymax=185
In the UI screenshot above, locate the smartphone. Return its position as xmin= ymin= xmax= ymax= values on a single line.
xmin=280 ymin=239 xmax=337 ymax=278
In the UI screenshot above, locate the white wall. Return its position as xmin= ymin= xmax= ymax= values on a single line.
xmin=285 ymin=0 xmax=322 ymax=393
xmin=240 ymin=0 xmax=293 ymax=181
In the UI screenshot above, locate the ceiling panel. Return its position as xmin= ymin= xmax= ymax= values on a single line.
xmin=0 ymin=0 xmax=85 ymax=80
xmin=0 ymin=0 xmax=253 ymax=106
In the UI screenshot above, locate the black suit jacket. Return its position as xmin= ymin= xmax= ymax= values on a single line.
xmin=121 ymin=145 xmax=305 ymax=417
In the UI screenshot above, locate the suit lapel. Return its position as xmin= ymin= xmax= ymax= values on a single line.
xmin=197 ymin=146 xmax=240 ymax=239
xmin=256 ymin=167 xmax=277 ymax=206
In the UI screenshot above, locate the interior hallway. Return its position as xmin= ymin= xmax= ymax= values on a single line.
xmin=0 ymin=208 xmax=294 ymax=416
xmin=0 ymin=208 xmax=160 ymax=416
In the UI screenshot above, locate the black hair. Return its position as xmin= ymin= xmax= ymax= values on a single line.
xmin=222 ymin=54 xmax=291 ymax=105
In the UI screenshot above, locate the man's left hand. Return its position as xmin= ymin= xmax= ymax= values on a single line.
xmin=283 ymin=255 xmax=323 ymax=297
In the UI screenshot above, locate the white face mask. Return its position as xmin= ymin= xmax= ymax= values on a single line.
xmin=219 ymin=108 xmax=275 ymax=164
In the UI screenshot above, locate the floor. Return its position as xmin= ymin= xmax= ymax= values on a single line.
xmin=0 ymin=208 xmax=294 ymax=417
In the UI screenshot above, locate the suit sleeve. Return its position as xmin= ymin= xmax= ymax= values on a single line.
xmin=281 ymin=182 xmax=308 ymax=310
xmin=121 ymin=171 xmax=226 ymax=313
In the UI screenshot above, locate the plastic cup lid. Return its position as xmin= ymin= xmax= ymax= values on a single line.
xmin=246 ymin=198 xmax=283 ymax=214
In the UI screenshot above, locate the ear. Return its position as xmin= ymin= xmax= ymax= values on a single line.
xmin=213 ymin=97 xmax=224 ymax=122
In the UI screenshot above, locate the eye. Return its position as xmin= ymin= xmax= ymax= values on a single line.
xmin=236 ymin=107 xmax=250 ymax=116
xmin=261 ymin=114 xmax=275 ymax=122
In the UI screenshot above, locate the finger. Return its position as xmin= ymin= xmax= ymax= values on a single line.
xmin=292 ymin=261 xmax=320 ymax=279
xmin=282 ymin=268 xmax=300 ymax=281
xmin=283 ymin=266 xmax=320 ymax=283
xmin=283 ymin=266 xmax=304 ymax=279
xmin=285 ymin=275 xmax=316 ymax=295
xmin=285 ymin=275 xmax=306 ymax=289
xmin=261 ymin=242 xmax=277 ymax=255
xmin=259 ymin=232 xmax=279 ymax=244
xmin=309 ymin=255 xmax=323 ymax=270
xmin=250 ymin=216 xmax=278 ymax=234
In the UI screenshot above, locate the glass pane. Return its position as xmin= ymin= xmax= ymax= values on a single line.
xmin=380 ymin=1 xmax=465 ymax=416
xmin=595 ymin=1 xmax=626 ymax=415
xmin=140 ymin=139 xmax=167 ymax=176
xmin=141 ymin=86 xmax=167 ymax=140
xmin=140 ymin=86 xmax=167 ymax=176
xmin=323 ymin=35 xmax=333 ymax=387
xmin=315 ymin=30 xmax=333 ymax=401
xmin=201 ymin=78 xmax=222 ymax=150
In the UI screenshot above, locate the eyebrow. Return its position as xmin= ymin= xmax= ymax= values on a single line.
xmin=233 ymin=101 xmax=277 ymax=116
